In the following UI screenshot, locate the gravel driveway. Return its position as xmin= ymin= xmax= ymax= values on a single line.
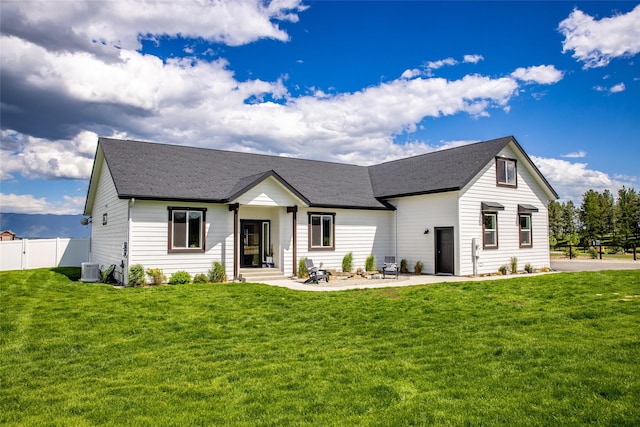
xmin=551 ymin=258 xmax=640 ymax=272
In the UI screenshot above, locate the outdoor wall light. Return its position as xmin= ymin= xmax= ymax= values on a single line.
xmin=424 ymin=228 xmax=430 ymax=235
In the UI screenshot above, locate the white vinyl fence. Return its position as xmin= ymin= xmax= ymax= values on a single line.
xmin=0 ymin=238 xmax=90 ymax=271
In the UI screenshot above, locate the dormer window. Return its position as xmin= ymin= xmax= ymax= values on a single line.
xmin=496 ymin=157 xmax=517 ymax=187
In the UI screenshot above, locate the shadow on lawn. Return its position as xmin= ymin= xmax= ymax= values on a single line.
xmin=50 ymin=267 xmax=82 ymax=282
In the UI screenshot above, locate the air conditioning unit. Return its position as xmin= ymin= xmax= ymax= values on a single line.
xmin=81 ymin=262 xmax=101 ymax=282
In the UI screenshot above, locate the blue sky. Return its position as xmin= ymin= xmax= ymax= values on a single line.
xmin=1 ymin=0 xmax=639 ymax=214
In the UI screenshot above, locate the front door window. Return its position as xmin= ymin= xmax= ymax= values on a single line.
xmin=241 ymin=220 xmax=271 ymax=267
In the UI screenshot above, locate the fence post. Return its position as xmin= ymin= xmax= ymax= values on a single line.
xmin=21 ymin=239 xmax=27 ymax=270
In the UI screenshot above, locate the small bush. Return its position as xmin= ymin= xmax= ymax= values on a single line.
xmin=145 ymin=268 xmax=166 ymax=286
xmin=498 ymin=265 xmax=508 ymax=275
xmin=540 ymin=266 xmax=551 ymax=272
xmin=193 ymin=273 xmax=208 ymax=284
xmin=298 ymin=257 xmax=308 ymax=278
xmin=510 ymin=257 xmax=518 ymax=274
xmin=365 ymin=254 xmax=375 ymax=272
xmin=208 ymin=261 xmax=227 ymax=283
xmin=524 ymin=263 xmax=534 ymax=274
xmin=128 ymin=264 xmax=145 ymax=287
xmin=414 ymin=261 xmax=423 ymax=275
xmin=400 ymin=259 xmax=409 ymax=274
xmin=169 ymin=271 xmax=191 ymax=285
xmin=588 ymin=247 xmax=599 ymax=259
xmin=342 ymin=252 xmax=353 ymax=273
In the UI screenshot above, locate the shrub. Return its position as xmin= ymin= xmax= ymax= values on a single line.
xmin=498 ymin=265 xmax=508 ymax=275
xmin=145 ymin=268 xmax=166 ymax=286
xmin=208 ymin=261 xmax=227 ymax=283
xmin=365 ymin=254 xmax=375 ymax=272
xmin=128 ymin=264 xmax=145 ymax=287
xmin=298 ymin=257 xmax=308 ymax=278
xmin=510 ymin=256 xmax=518 ymax=274
xmin=524 ymin=263 xmax=534 ymax=274
xmin=342 ymin=252 xmax=353 ymax=273
xmin=400 ymin=259 xmax=409 ymax=274
xmin=540 ymin=265 xmax=551 ymax=272
xmin=414 ymin=261 xmax=423 ymax=275
xmin=193 ymin=273 xmax=208 ymax=284
xmin=588 ymin=247 xmax=599 ymax=259
xmin=169 ymin=271 xmax=191 ymax=285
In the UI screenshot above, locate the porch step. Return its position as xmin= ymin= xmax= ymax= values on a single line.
xmin=238 ymin=268 xmax=288 ymax=283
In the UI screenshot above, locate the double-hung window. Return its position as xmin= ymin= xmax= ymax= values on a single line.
xmin=483 ymin=212 xmax=498 ymax=249
xmin=168 ymin=207 xmax=206 ymax=253
xmin=309 ymin=212 xmax=335 ymax=250
xmin=496 ymin=157 xmax=517 ymax=187
xmin=519 ymin=214 xmax=532 ymax=247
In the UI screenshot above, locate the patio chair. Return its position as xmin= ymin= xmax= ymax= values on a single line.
xmin=304 ymin=259 xmax=329 ymax=284
xmin=382 ymin=256 xmax=398 ymax=279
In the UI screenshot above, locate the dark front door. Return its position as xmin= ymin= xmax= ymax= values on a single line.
xmin=435 ymin=227 xmax=454 ymax=275
xmin=240 ymin=220 xmax=270 ymax=268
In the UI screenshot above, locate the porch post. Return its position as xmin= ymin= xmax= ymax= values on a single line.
xmin=229 ymin=203 xmax=239 ymax=280
xmin=287 ymin=206 xmax=298 ymax=276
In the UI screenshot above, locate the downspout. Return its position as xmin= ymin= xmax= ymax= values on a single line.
xmin=125 ymin=198 xmax=135 ymax=284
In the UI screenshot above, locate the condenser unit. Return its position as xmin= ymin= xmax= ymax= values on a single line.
xmin=81 ymin=262 xmax=100 ymax=282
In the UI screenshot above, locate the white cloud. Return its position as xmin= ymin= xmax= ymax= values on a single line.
xmin=511 ymin=65 xmax=564 ymax=84
xmin=1 ymin=31 xmax=526 ymax=173
xmin=561 ymin=150 xmax=586 ymax=158
xmin=463 ymin=54 xmax=484 ymax=64
xmin=0 ymin=193 xmax=85 ymax=214
xmin=593 ymin=82 xmax=626 ymax=94
xmin=0 ymin=130 xmax=97 ymax=180
xmin=1 ymin=0 xmax=307 ymax=59
xmin=609 ymin=82 xmax=626 ymax=93
xmin=559 ymin=5 xmax=640 ymax=68
xmin=531 ymin=156 xmax=637 ymax=202
xmin=425 ymin=58 xmax=458 ymax=71
xmin=400 ymin=68 xmax=421 ymax=79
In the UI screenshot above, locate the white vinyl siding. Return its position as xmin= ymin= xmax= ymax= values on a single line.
xmin=295 ymin=208 xmax=393 ymax=274
xmin=388 ymin=192 xmax=459 ymax=275
xmin=89 ymin=159 xmax=128 ymax=273
xmin=234 ymin=177 xmax=303 ymax=206
xmin=459 ymin=145 xmax=551 ymax=275
xmin=129 ymin=201 xmax=234 ymax=280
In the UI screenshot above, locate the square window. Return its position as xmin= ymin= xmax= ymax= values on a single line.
xmin=168 ymin=207 xmax=206 ymax=253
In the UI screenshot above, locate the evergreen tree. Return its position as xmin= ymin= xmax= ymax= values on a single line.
xmin=548 ymin=200 xmax=563 ymax=241
xmin=580 ymin=189 xmax=603 ymax=243
xmin=616 ymin=186 xmax=639 ymax=247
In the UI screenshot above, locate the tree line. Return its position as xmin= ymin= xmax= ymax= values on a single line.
xmin=548 ymin=186 xmax=640 ymax=250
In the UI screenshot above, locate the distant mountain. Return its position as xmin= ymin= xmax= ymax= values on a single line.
xmin=0 ymin=213 xmax=91 ymax=239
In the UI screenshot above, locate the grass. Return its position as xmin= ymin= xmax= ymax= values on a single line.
xmin=1 ymin=268 xmax=639 ymax=426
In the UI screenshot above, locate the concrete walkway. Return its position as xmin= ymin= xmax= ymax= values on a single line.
xmin=260 ymin=272 xmax=551 ymax=292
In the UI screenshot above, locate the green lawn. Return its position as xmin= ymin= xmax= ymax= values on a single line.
xmin=1 ymin=268 xmax=639 ymax=426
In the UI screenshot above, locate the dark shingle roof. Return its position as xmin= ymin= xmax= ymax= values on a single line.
xmin=92 ymin=135 xmax=556 ymax=212
xmin=99 ymin=138 xmax=386 ymax=209
xmin=368 ymin=136 xmax=513 ymax=198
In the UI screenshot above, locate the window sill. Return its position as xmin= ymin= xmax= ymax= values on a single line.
xmin=168 ymin=248 xmax=205 ymax=254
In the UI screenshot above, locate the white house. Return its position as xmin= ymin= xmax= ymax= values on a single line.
xmin=83 ymin=136 xmax=558 ymax=283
